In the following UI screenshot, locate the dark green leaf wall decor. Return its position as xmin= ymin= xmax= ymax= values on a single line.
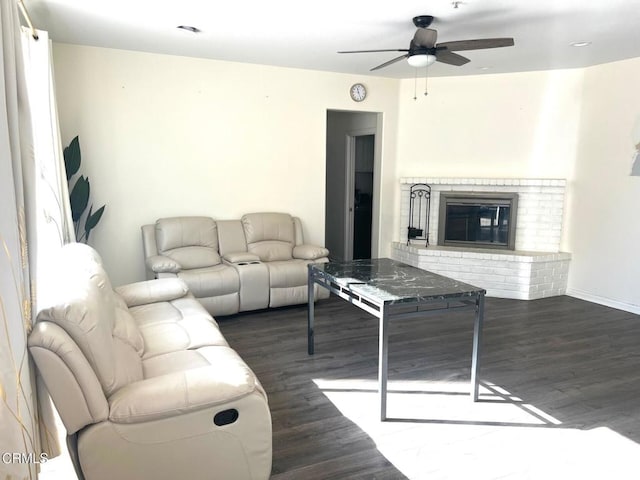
xmin=63 ymin=136 xmax=106 ymax=243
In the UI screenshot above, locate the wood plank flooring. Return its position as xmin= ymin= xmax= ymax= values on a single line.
xmin=38 ymin=294 xmax=640 ymax=479
xmin=218 ymin=295 xmax=640 ymax=479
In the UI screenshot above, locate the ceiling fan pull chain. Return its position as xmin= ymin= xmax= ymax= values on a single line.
xmin=424 ymin=65 xmax=429 ymax=96
xmin=413 ymin=68 xmax=418 ymax=100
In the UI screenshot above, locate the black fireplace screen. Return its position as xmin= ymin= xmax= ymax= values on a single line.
xmin=438 ymin=192 xmax=518 ymax=250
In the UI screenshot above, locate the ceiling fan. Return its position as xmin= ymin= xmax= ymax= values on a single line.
xmin=339 ymin=15 xmax=515 ymax=71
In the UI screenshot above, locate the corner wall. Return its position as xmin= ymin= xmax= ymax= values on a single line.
xmin=565 ymin=57 xmax=640 ymax=313
xmin=394 ymin=62 xmax=640 ymax=314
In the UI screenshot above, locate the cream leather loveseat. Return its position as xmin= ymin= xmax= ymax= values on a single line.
xmin=29 ymin=243 xmax=272 ymax=480
xmin=142 ymin=212 xmax=330 ymax=316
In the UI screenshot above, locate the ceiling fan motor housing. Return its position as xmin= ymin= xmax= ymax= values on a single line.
xmin=413 ymin=15 xmax=434 ymax=28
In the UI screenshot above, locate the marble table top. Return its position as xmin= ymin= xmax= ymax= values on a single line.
xmin=310 ymin=258 xmax=485 ymax=305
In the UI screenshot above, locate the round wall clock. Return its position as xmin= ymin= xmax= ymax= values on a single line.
xmin=350 ymin=83 xmax=367 ymax=102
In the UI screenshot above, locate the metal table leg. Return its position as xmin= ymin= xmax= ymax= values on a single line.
xmin=470 ymin=292 xmax=485 ymax=401
xmin=307 ymin=268 xmax=315 ymax=355
xmin=379 ymin=309 xmax=389 ymax=421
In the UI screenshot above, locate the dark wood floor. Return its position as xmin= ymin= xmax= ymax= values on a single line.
xmin=218 ymin=294 xmax=640 ymax=479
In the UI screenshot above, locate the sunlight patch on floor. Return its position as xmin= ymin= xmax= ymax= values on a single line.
xmin=314 ymin=378 xmax=640 ymax=480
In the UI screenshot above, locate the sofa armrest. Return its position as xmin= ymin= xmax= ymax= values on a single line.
xmin=108 ymin=362 xmax=257 ymax=424
xmin=293 ymin=244 xmax=329 ymax=261
xmin=29 ymin=322 xmax=109 ymax=434
xmin=223 ymin=252 xmax=261 ymax=263
xmin=145 ymin=254 xmax=181 ymax=274
xmin=116 ymin=278 xmax=189 ymax=307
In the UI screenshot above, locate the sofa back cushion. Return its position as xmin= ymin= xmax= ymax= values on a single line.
xmin=242 ymin=213 xmax=294 ymax=261
xmin=216 ymin=219 xmax=248 ymax=256
xmin=155 ymin=217 xmax=221 ymax=269
xmin=37 ymin=243 xmax=143 ymax=397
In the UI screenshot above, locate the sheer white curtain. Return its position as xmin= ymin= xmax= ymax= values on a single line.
xmin=1 ymin=2 xmax=72 ymax=477
xmin=21 ymin=28 xmax=74 ymax=274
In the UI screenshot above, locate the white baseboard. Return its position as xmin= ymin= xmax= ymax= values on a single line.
xmin=566 ymin=288 xmax=640 ymax=315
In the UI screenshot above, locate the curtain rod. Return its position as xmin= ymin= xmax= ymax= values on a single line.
xmin=17 ymin=0 xmax=39 ymax=40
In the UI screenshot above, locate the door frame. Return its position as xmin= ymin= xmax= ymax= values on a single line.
xmin=344 ymin=127 xmax=376 ymax=260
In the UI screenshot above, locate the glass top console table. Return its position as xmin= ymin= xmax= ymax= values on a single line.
xmin=307 ymin=258 xmax=486 ymax=421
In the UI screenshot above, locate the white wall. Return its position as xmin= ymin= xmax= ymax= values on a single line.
xmin=53 ymin=44 xmax=399 ymax=285
xmin=396 ymin=69 xmax=584 ymax=179
xmin=565 ymin=57 xmax=640 ymax=313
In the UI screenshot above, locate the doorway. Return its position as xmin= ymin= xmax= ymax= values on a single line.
xmin=352 ymin=134 xmax=374 ymax=259
xmin=325 ymin=111 xmax=379 ymax=261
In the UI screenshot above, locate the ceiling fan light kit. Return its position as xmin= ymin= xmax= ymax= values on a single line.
xmin=407 ymin=54 xmax=437 ymax=68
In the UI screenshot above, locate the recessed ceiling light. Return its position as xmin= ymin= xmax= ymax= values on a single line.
xmin=570 ymin=41 xmax=591 ymax=47
xmin=478 ymin=66 xmax=492 ymax=70
xmin=177 ymin=25 xmax=200 ymax=33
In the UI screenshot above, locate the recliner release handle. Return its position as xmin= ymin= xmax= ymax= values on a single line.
xmin=214 ymin=409 xmax=239 ymax=426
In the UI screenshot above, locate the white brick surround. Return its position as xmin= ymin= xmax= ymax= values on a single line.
xmin=391 ymin=243 xmax=571 ymax=300
xmin=400 ymin=177 xmax=566 ymax=251
xmin=392 ymin=178 xmax=572 ymax=300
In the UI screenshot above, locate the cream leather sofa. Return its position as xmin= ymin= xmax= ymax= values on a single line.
xmin=28 ymin=243 xmax=272 ymax=480
xmin=141 ymin=212 xmax=330 ymax=316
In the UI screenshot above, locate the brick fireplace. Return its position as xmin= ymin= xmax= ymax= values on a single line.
xmin=391 ymin=178 xmax=571 ymax=300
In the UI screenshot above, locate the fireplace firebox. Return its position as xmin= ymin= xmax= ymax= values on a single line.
xmin=438 ymin=192 xmax=518 ymax=250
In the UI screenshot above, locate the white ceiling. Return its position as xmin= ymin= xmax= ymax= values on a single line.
xmin=26 ymin=0 xmax=640 ymax=78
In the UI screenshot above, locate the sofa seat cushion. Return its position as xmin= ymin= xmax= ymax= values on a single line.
xmin=177 ymin=264 xmax=239 ymax=298
xmin=143 ymin=349 xmax=211 ymax=378
xmin=129 ymin=297 xmax=214 ymax=327
xmin=265 ymin=259 xmax=310 ymax=288
xmin=128 ymin=299 xmax=227 ymax=359
xmin=109 ymin=346 xmax=263 ymax=424
xmin=138 ymin=318 xmax=229 ymax=359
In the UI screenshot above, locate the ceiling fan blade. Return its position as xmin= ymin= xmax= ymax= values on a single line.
xmin=413 ymin=28 xmax=437 ymax=48
xmin=370 ymin=54 xmax=409 ymax=71
xmin=435 ymin=50 xmax=470 ymax=66
xmin=338 ymin=49 xmax=409 ymax=54
xmin=437 ymin=38 xmax=515 ymax=52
